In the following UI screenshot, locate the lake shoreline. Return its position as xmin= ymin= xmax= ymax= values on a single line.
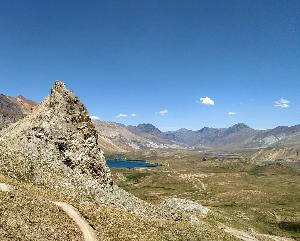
xmin=107 ymin=159 xmax=161 ymax=169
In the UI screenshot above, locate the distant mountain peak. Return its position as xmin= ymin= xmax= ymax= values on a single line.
xmin=137 ymin=123 xmax=157 ymax=128
xmin=198 ymin=126 xmax=217 ymax=133
xmin=231 ymin=123 xmax=250 ymax=129
xmin=136 ymin=123 xmax=162 ymax=134
xmin=176 ymin=128 xmax=191 ymax=132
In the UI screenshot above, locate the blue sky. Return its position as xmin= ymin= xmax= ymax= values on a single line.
xmin=0 ymin=0 xmax=299 ymax=130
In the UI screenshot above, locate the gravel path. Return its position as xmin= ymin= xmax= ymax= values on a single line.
xmin=53 ymin=201 xmax=98 ymax=241
xmin=220 ymin=224 xmax=295 ymax=241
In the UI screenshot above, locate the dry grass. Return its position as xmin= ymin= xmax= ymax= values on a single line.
xmin=1 ymin=149 xmax=298 ymax=240
xmin=0 ymin=173 xmax=237 ymax=241
xmin=112 ymin=151 xmax=300 ymax=240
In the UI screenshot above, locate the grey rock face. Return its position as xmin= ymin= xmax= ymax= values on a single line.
xmin=0 ymin=81 xmax=113 ymax=192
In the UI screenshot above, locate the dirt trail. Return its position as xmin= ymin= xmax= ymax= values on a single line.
xmin=0 ymin=182 xmax=97 ymax=241
xmin=53 ymin=202 xmax=97 ymax=241
xmin=0 ymin=183 xmax=12 ymax=192
xmin=222 ymin=226 xmax=258 ymax=241
xmin=221 ymin=225 xmax=295 ymax=241
xmin=1 ymin=181 xmax=293 ymax=241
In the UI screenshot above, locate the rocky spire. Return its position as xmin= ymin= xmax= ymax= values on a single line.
xmin=0 ymin=81 xmax=205 ymax=220
xmin=0 ymin=81 xmax=113 ymax=193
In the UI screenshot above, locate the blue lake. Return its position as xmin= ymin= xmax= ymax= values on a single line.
xmin=107 ymin=160 xmax=160 ymax=169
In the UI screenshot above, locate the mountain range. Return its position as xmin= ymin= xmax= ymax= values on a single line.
xmin=1 ymin=93 xmax=299 ymax=152
xmin=91 ymin=120 xmax=300 ymax=152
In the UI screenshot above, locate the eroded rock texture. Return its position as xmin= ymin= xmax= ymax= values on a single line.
xmin=0 ymin=81 xmax=113 ymax=193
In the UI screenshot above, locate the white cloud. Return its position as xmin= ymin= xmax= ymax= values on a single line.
xmin=228 ymin=112 xmax=236 ymax=115
xmin=156 ymin=109 xmax=168 ymax=116
xmin=274 ymin=98 xmax=290 ymax=108
xmin=117 ymin=113 xmax=128 ymax=118
xmin=116 ymin=113 xmax=137 ymax=118
xmin=199 ymin=97 xmax=215 ymax=105
xmin=90 ymin=115 xmax=100 ymax=120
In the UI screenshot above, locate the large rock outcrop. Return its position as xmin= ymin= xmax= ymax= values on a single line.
xmin=0 ymin=81 xmax=113 ymax=192
xmin=0 ymin=81 xmax=173 ymax=218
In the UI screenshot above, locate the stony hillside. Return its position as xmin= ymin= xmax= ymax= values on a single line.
xmin=92 ymin=120 xmax=184 ymax=151
xmin=251 ymin=147 xmax=300 ymax=161
xmin=0 ymin=81 xmax=211 ymax=220
xmin=0 ymin=82 xmax=157 ymax=218
xmin=96 ymin=133 xmax=126 ymax=153
xmin=0 ymin=81 xmax=112 ymax=190
xmin=0 ymin=94 xmax=37 ymax=130
xmin=285 ymin=133 xmax=300 ymax=147
xmin=247 ymin=125 xmax=300 ymax=148
xmin=0 ymin=174 xmax=238 ymax=241
xmin=0 ymin=92 xmax=125 ymax=153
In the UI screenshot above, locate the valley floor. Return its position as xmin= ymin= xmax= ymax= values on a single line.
xmin=0 ymin=174 xmax=237 ymax=241
xmin=112 ymin=150 xmax=300 ymax=240
xmin=0 ymin=150 xmax=299 ymax=240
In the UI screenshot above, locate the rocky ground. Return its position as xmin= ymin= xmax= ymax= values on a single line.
xmin=0 ymin=173 xmax=240 ymax=241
